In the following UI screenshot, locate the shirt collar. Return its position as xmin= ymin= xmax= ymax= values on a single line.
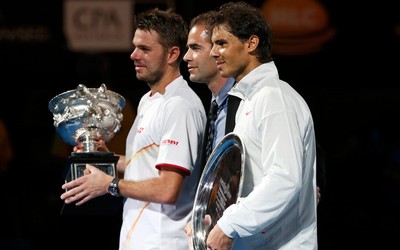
xmin=212 ymin=77 xmax=235 ymax=107
xmin=228 ymin=61 xmax=279 ymax=100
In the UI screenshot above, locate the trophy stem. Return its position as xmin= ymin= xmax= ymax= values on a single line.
xmin=76 ymin=127 xmax=100 ymax=152
xmin=78 ymin=132 xmax=99 ymax=152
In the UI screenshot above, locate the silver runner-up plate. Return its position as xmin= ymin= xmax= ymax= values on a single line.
xmin=191 ymin=132 xmax=245 ymax=250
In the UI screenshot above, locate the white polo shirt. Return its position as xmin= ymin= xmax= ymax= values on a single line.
xmin=120 ymin=76 xmax=206 ymax=250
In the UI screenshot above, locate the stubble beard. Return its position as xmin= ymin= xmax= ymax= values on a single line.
xmin=137 ymin=69 xmax=163 ymax=86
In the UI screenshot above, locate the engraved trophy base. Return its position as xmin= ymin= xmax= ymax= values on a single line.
xmin=66 ymin=151 xmax=119 ymax=181
xmin=60 ymin=152 xmax=122 ymax=216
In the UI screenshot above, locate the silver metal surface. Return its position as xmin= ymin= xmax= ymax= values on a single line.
xmin=49 ymin=83 xmax=125 ymax=151
xmin=191 ymin=132 xmax=245 ymax=250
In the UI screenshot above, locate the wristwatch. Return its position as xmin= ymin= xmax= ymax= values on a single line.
xmin=108 ymin=177 xmax=120 ymax=197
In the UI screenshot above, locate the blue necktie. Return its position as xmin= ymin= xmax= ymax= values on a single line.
xmin=205 ymin=100 xmax=219 ymax=160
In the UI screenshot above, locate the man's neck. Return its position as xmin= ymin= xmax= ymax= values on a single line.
xmin=149 ymin=70 xmax=181 ymax=95
xmin=209 ymin=77 xmax=230 ymax=97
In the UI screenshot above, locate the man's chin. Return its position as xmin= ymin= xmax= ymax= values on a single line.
xmin=190 ymin=75 xmax=202 ymax=83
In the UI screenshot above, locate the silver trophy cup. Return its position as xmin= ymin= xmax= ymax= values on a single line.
xmin=49 ymin=83 xmax=125 ymax=181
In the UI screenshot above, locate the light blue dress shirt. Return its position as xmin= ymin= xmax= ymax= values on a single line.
xmin=210 ymin=78 xmax=235 ymax=149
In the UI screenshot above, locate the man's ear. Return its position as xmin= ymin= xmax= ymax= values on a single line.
xmin=167 ymin=46 xmax=180 ymax=64
xmin=246 ymin=35 xmax=259 ymax=53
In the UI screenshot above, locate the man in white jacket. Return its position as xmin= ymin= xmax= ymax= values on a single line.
xmin=206 ymin=2 xmax=318 ymax=249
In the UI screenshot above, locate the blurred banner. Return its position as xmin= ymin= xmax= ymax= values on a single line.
xmin=64 ymin=0 xmax=133 ymax=52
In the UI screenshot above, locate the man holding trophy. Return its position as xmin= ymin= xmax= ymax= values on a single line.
xmin=58 ymin=8 xmax=206 ymax=250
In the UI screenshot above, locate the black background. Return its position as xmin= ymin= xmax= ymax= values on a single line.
xmin=0 ymin=0 xmax=399 ymax=249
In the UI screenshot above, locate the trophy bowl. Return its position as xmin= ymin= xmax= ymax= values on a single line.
xmin=49 ymin=83 xmax=125 ymax=152
xmin=49 ymin=83 xmax=125 ymax=181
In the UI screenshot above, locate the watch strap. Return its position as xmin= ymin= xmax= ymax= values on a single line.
xmin=108 ymin=177 xmax=120 ymax=197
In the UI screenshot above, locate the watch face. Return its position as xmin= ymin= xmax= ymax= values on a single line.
xmin=109 ymin=178 xmax=120 ymax=197
xmin=110 ymin=188 xmax=118 ymax=196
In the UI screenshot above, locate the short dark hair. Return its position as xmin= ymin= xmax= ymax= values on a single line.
xmin=189 ymin=10 xmax=217 ymax=31
xmin=213 ymin=1 xmax=273 ymax=63
xmin=188 ymin=10 xmax=218 ymax=43
xmin=134 ymin=8 xmax=188 ymax=63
